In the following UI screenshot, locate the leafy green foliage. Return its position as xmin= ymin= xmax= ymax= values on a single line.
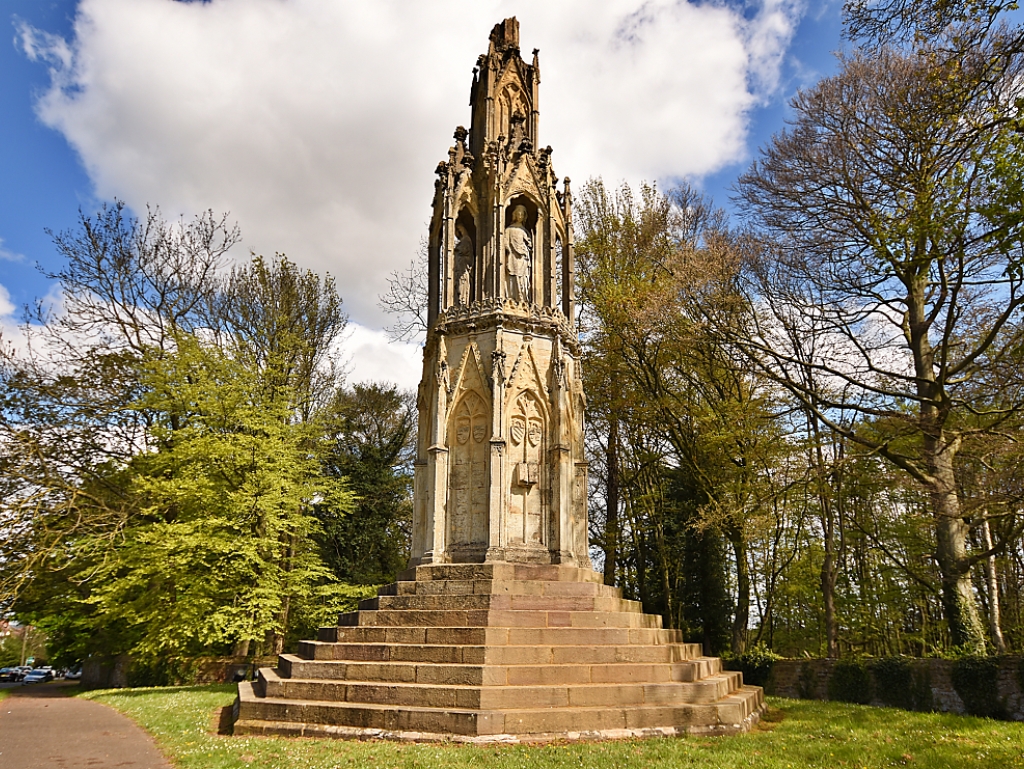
xmin=78 ymin=336 xmax=353 ymax=660
xmin=871 ymin=657 xmax=915 ymax=710
xmin=723 ymin=643 xmax=780 ymax=688
xmin=317 ymin=383 xmax=414 ymax=585
xmin=828 ymin=659 xmax=873 ymax=704
xmin=0 ymin=207 xmax=363 ymax=667
xmin=951 ymin=655 xmax=1006 ymax=719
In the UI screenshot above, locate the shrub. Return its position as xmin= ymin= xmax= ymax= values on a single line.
xmin=951 ymin=655 xmax=1005 ymax=719
xmin=910 ymin=666 xmax=934 ymax=712
xmin=828 ymin=658 xmax=873 ymax=704
xmin=872 ymin=657 xmax=914 ymax=710
xmin=798 ymin=661 xmax=817 ymax=699
xmin=723 ymin=644 xmax=779 ymax=688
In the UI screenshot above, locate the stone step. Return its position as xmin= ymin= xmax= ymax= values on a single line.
xmin=395 ymin=564 xmax=606 ymax=585
xmin=288 ymin=642 xmax=705 ymax=666
xmin=380 ymin=578 xmax=623 ymax=600
xmin=276 ymin=654 xmax=725 ymax=686
xmin=338 ymin=608 xmax=661 ymax=629
xmin=309 ymin=626 xmax=686 ymax=650
xmin=235 ymin=681 xmax=764 ymax=739
xmin=258 ymin=667 xmax=744 ymax=709
xmin=358 ymin=593 xmax=642 ymax=613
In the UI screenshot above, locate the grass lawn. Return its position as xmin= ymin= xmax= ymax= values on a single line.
xmin=82 ymin=684 xmax=1024 ymax=769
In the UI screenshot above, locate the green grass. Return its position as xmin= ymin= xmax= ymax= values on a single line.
xmin=0 ymin=688 xmax=10 ymax=702
xmin=82 ymin=685 xmax=1024 ymax=769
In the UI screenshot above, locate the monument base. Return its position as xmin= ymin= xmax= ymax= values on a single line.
xmin=233 ymin=564 xmax=764 ymax=741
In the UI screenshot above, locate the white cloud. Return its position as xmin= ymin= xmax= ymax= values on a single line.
xmin=0 ymin=282 xmax=28 ymax=358
xmin=16 ymin=0 xmax=803 ymax=368
xmin=0 ymin=238 xmax=25 ymax=262
xmin=0 ymin=283 xmax=14 ymax=318
xmin=342 ymin=322 xmax=421 ymax=392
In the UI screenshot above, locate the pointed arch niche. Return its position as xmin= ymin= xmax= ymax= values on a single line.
xmin=507 ymin=389 xmax=547 ymax=547
xmin=447 ymin=390 xmax=490 ymax=548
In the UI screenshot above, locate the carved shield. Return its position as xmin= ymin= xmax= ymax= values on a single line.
xmin=510 ymin=417 xmax=526 ymax=445
xmin=527 ymin=419 xmax=542 ymax=447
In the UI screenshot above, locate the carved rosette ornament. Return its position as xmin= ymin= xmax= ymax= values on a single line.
xmin=410 ymin=17 xmax=588 ymax=568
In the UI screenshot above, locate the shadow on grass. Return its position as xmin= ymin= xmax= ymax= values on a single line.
xmin=81 ymin=682 xmax=238 ymax=698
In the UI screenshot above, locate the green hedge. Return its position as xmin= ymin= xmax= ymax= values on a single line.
xmin=951 ymin=655 xmax=1005 ymax=719
xmin=828 ymin=658 xmax=873 ymax=704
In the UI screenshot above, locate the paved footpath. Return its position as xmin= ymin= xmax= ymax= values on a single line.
xmin=0 ymin=680 xmax=172 ymax=768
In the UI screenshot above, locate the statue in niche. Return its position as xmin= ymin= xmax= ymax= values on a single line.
xmin=454 ymin=224 xmax=473 ymax=306
xmin=508 ymin=392 xmax=544 ymax=545
xmin=449 ymin=392 xmax=489 ymax=547
xmin=504 ymin=205 xmax=532 ymax=303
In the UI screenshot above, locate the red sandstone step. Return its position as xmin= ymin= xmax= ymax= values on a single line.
xmin=338 ymin=608 xmax=661 ymax=629
xmin=236 ymin=561 xmax=765 ymax=741
xmin=396 ymin=564 xmax=606 ymax=584
xmin=277 ymin=654 xmax=725 ymax=686
xmin=383 ymin=578 xmax=623 ymax=600
xmin=309 ymin=626 xmax=686 ymax=650
xmin=360 ymin=593 xmax=642 ymax=613
xmin=282 ymin=643 xmax=706 ymax=668
xmin=235 ymin=681 xmax=764 ymax=739
xmin=258 ymin=668 xmax=745 ymax=710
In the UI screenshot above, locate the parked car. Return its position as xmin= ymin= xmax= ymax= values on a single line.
xmin=15 ymin=666 xmax=32 ymax=681
xmin=22 ymin=668 xmax=53 ymax=684
xmin=0 ymin=667 xmax=18 ymax=682
xmin=64 ymin=668 xmax=82 ymax=680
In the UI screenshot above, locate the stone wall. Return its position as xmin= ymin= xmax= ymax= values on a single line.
xmin=81 ymin=656 xmax=275 ymax=689
xmin=768 ymin=657 xmax=1024 ymax=720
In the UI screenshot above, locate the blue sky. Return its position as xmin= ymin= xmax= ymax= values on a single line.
xmin=1 ymin=1 xmax=845 ymax=387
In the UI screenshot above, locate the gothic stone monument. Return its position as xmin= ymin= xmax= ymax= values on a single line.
xmin=233 ymin=18 xmax=764 ymax=741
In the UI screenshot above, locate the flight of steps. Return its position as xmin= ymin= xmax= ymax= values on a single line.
xmin=233 ymin=563 xmax=764 ymax=742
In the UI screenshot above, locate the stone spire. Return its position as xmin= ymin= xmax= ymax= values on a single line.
xmin=411 ymin=17 xmax=587 ymax=567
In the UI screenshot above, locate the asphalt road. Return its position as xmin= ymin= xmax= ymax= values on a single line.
xmin=0 ymin=680 xmax=172 ymax=768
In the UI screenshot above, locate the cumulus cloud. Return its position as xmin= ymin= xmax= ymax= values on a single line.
xmin=0 ymin=283 xmax=14 ymax=318
xmin=17 ymin=0 xmax=803 ymax=337
xmin=0 ymin=282 xmax=30 ymax=358
xmin=0 ymin=238 xmax=25 ymax=262
xmin=343 ymin=322 xmax=421 ymax=392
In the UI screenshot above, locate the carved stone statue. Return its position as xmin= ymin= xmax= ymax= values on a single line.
xmin=454 ymin=225 xmax=473 ymax=306
xmin=504 ymin=205 xmax=531 ymax=302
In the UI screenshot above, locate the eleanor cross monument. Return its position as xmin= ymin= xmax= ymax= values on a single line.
xmin=411 ymin=16 xmax=588 ymax=569
xmin=233 ymin=19 xmax=764 ymax=741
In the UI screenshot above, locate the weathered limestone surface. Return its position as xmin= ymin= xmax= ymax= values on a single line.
xmin=234 ymin=565 xmax=764 ymax=741
xmin=233 ymin=18 xmax=763 ymax=741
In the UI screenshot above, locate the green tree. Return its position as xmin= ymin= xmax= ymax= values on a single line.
xmin=318 ymin=383 xmax=415 ymax=585
xmin=735 ymin=41 xmax=1024 ymax=651
xmin=575 ymin=179 xmax=781 ymax=652
xmin=1 ymin=204 xmax=356 ymax=665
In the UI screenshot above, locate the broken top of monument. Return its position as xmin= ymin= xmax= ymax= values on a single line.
xmin=411 ymin=15 xmax=587 ymax=568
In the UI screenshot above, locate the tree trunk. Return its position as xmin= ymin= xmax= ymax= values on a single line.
xmin=820 ymin=522 xmax=839 ymax=658
xmin=980 ymin=516 xmax=1007 ymax=654
xmin=927 ymin=436 xmax=986 ymax=652
xmin=730 ymin=528 xmax=749 ymax=654
xmin=603 ymin=418 xmax=620 ymax=587
xmin=233 ymin=638 xmax=251 ymax=657
xmin=812 ymin=422 xmax=840 ymax=659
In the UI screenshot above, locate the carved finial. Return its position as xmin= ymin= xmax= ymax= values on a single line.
xmin=492 ymin=349 xmax=507 ymax=384
xmin=454 ymin=126 xmax=468 ymax=143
